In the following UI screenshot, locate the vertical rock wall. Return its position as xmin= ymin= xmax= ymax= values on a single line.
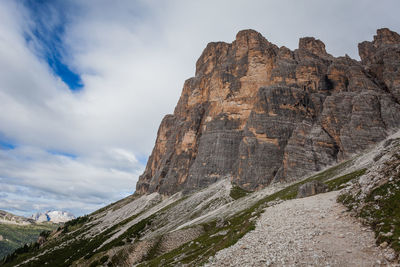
xmin=136 ymin=28 xmax=400 ymax=195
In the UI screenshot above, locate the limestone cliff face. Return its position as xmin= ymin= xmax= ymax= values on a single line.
xmin=136 ymin=28 xmax=400 ymax=195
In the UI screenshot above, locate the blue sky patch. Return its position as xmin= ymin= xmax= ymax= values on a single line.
xmin=0 ymin=133 xmax=16 ymax=150
xmin=47 ymin=149 xmax=77 ymax=159
xmin=137 ymin=154 xmax=148 ymax=166
xmin=0 ymin=140 xmax=16 ymax=150
xmin=23 ymin=0 xmax=83 ymax=91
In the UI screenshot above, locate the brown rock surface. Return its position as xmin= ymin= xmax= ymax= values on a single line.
xmin=297 ymin=180 xmax=328 ymax=198
xmin=136 ymin=28 xmax=400 ymax=195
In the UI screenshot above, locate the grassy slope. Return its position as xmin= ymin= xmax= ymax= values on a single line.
xmin=1 ymin=160 xmax=368 ymax=267
xmin=0 ymin=223 xmax=58 ymax=259
xmin=338 ymin=146 xmax=400 ymax=255
xmin=0 ymin=212 xmax=154 ymax=267
xmin=361 ymin=180 xmax=400 ymax=253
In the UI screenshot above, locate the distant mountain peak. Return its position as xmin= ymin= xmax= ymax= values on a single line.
xmin=31 ymin=210 xmax=75 ymax=223
xmin=0 ymin=210 xmax=34 ymax=225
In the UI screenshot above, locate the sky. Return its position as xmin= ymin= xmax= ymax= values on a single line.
xmin=0 ymin=0 xmax=399 ymax=217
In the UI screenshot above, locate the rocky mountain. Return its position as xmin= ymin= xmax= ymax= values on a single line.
xmin=137 ymin=28 xmax=400 ymax=196
xmin=0 ymin=211 xmax=34 ymax=226
xmin=31 ymin=211 xmax=75 ymax=223
xmin=1 ymin=28 xmax=400 ymax=266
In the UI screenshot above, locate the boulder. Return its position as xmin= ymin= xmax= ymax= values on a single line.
xmin=297 ymin=181 xmax=328 ymax=198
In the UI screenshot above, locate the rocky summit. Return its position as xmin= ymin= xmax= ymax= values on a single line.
xmin=31 ymin=211 xmax=75 ymax=224
xmin=137 ymin=28 xmax=400 ymax=195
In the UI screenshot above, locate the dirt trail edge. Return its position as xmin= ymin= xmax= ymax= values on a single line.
xmin=208 ymin=191 xmax=394 ymax=267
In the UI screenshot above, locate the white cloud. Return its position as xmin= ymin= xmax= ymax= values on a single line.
xmin=0 ymin=0 xmax=399 ymax=216
xmin=0 ymin=146 xmax=141 ymax=216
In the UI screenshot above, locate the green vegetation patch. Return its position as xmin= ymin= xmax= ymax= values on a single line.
xmin=267 ymin=160 xmax=354 ymax=200
xmin=339 ymin=180 xmax=400 ymax=254
xmin=360 ymin=180 xmax=400 ymax=253
xmin=139 ymin=215 xmax=255 ymax=266
xmin=90 ymin=194 xmax=140 ymax=216
xmin=100 ymin=214 xmax=155 ymax=253
xmin=88 ymin=254 xmax=109 ymax=267
xmin=142 ymin=237 xmax=162 ymax=262
xmin=0 ymin=223 xmax=57 ymax=259
xmin=1 ymin=211 xmax=153 ymax=267
xmin=338 ymin=151 xmax=400 ymax=255
xmin=62 ymin=215 xmax=90 ymax=233
xmin=230 ymin=185 xmax=251 ymax=200
xmin=325 ymin=169 xmax=367 ymax=191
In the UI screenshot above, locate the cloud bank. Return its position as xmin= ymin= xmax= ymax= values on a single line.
xmin=0 ymin=0 xmax=399 ymax=216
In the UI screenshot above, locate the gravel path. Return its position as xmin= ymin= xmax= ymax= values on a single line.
xmin=208 ymin=191 xmax=394 ymax=267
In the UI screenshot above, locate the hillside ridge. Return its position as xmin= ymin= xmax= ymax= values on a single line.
xmin=0 ymin=211 xmax=34 ymax=226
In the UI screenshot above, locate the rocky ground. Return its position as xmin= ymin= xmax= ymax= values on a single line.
xmin=208 ymin=191 xmax=397 ymax=267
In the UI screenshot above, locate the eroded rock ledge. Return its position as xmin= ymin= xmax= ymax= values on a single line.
xmin=137 ymin=28 xmax=400 ymax=195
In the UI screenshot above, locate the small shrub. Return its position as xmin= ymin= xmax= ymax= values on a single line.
xmin=100 ymin=255 xmax=109 ymax=264
xmin=230 ymin=185 xmax=251 ymax=200
xmin=62 ymin=215 xmax=89 ymax=233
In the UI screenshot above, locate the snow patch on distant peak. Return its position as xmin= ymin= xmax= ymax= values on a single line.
xmin=31 ymin=210 xmax=75 ymax=223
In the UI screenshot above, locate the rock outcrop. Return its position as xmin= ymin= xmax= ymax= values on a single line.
xmin=137 ymin=28 xmax=400 ymax=195
xmin=297 ymin=181 xmax=328 ymax=198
